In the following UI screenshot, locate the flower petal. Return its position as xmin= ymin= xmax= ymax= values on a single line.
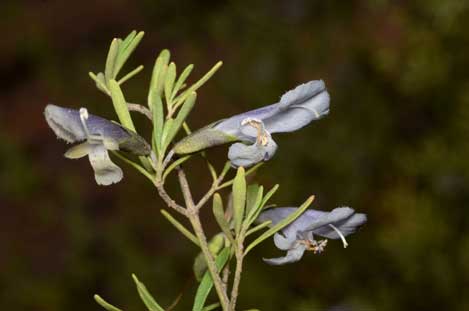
xmin=312 ymin=211 xmax=367 ymax=239
xmin=228 ymin=138 xmax=277 ymax=167
xmin=64 ymin=142 xmax=92 ymax=159
xmin=44 ymin=104 xmax=151 ymax=156
xmin=273 ymin=232 xmax=296 ymax=250
xmin=264 ymin=80 xmax=330 ymax=133
xmin=263 ymin=243 xmax=307 ymax=266
xmin=88 ymin=144 xmax=123 ymax=185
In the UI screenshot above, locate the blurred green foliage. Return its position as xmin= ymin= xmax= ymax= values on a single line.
xmin=1 ymin=0 xmax=468 ymax=310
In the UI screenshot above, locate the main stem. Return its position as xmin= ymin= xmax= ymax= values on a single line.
xmin=190 ymin=215 xmax=231 ymax=310
xmin=177 ymin=169 xmax=231 ymax=310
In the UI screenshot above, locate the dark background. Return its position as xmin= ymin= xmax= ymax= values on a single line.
xmin=1 ymin=1 xmax=468 ymax=310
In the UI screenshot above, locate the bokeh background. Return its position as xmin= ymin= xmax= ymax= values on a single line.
xmin=1 ymin=1 xmax=469 ymax=310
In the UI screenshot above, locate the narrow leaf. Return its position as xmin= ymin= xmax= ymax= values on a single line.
xmin=244 ymin=185 xmax=264 ymax=229
xmin=94 ymin=294 xmax=123 ymax=311
xmin=245 ymin=184 xmax=261 ymax=218
xmin=193 ymin=248 xmax=230 ymax=311
xmin=105 ymin=38 xmax=120 ymax=82
xmin=108 ymin=79 xmax=136 ymax=131
xmin=212 ymin=193 xmax=233 ymax=243
xmin=149 ymin=50 xmax=171 ymax=101
xmin=164 ymin=92 xmax=196 ymax=150
xmin=114 ymin=31 xmax=144 ymax=77
xmin=118 ymin=65 xmax=144 ymax=85
xmin=132 ymin=274 xmax=165 ymax=311
xmin=163 ymin=155 xmax=191 ymax=181
xmin=232 ymin=167 xmax=246 ymax=236
xmin=172 ymin=64 xmax=194 ymax=99
xmin=112 ymin=151 xmax=154 ymax=183
xmin=161 ymin=118 xmax=174 ymax=152
xmin=174 ymin=61 xmax=222 ymax=108
xmin=244 ymin=195 xmax=315 ymax=256
xmin=120 ymin=30 xmax=137 ymax=51
xmin=150 ymin=90 xmax=164 ymax=155
xmin=161 ymin=209 xmax=199 ymax=246
xmin=164 ymin=62 xmax=176 ymax=106
xmin=246 ymin=220 xmax=271 ymax=237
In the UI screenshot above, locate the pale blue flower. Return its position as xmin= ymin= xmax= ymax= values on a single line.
xmin=174 ymin=80 xmax=330 ymax=167
xmin=44 ymin=104 xmax=150 ymax=185
xmin=257 ymin=207 xmax=367 ymax=265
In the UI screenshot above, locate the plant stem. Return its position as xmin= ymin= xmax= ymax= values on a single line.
xmin=229 ymin=243 xmax=244 ymax=310
xmin=189 ymin=215 xmax=231 ymax=311
xmin=177 ymin=168 xmax=231 ymax=310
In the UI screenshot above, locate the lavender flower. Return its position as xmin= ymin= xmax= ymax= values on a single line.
xmin=174 ymin=80 xmax=330 ymax=167
xmin=44 ymin=104 xmax=150 ymax=185
xmin=257 ymin=207 xmax=367 ymax=265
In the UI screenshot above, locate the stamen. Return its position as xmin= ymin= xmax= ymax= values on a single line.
xmin=79 ymin=108 xmax=91 ymax=138
xmin=329 ymin=224 xmax=348 ymax=248
xmin=241 ymin=118 xmax=269 ymax=146
xmin=300 ymin=238 xmax=328 ymax=254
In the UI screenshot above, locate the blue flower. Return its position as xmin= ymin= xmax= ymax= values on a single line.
xmin=257 ymin=207 xmax=367 ymax=265
xmin=174 ymin=80 xmax=330 ymax=167
xmin=44 ymin=104 xmax=150 ymax=185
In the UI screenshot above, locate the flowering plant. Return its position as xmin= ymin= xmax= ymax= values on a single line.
xmin=44 ymin=31 xmax=366 ymax=311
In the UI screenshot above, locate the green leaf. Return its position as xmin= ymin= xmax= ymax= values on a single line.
xmin=150 ymin=50 xmax=171 ymax=99
xmin=212 ymin=193 xmax=234 ymax=243
xmin=244 ymin=185 xmax=265 ymax=229
xmin=246 ymin=220 xmax=271 ymax=237
xmin=193 ymin=248 xmax=230 ymax=311
xmin=172 ymin=64 xmax=194 ymax=99
xmin=112 ymin=151 xmax=154 ymax=183
xmin=162 ymin=155 xmax=191 ymax=181
xmin=118 ymin=65 xmax=144 ymax=85
xmin=150 ymin=90 xmax=164 ymax=155
xmin=244 ymin=195 xmax=315 ymax=256
xmin=245 ymin=185 xmax=263 ymax=220
xmin=174 ymin=61 xmax=222 ymax=109
xmin=163 ymin=92 xmax=196 ymax=150
xmin=132 ymin=274 xmax=165 ymax=311
xmin=108 ymin=79 xmax=136 ymax=131
xmin=120 ymin=30 xmax=137 ymax=51
xmin=260 ymin=184 xmax=279 ymax=210
xmin=105 ymin=38 xmax=120 ymax=82
xmin=161 ymin=118 xmax=174 ymax=152
xmin=160 ymin=209 xmax=199 ymax=246
xmin=165 ymin=62 xmax=176 ymax=106
xmin=114 ymin=31 xmax=144 ymax=78
xmin=232 ymin=167 xmax=246 ymax=236
xmin=94 ymin=294 xmax=123 ymax=311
